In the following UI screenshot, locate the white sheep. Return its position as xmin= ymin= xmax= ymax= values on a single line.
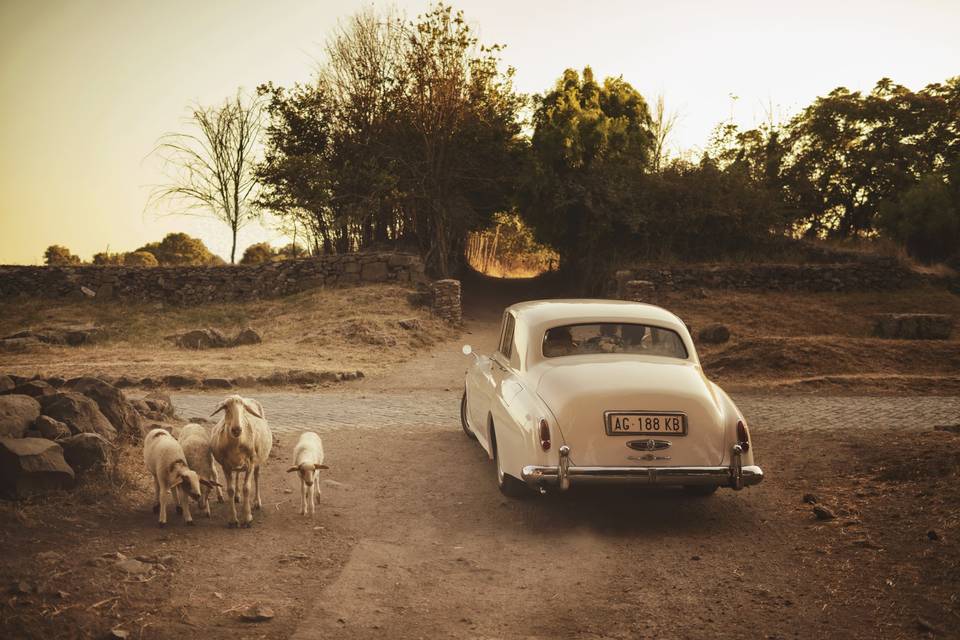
xmin=287 ymin=431 xmax=328 ymax=516
xmin=143 ymin=428 xmax=218 ymax=527
xmin=210 ymin=395 xmax=272 ymax=528
xmin=177 ymin=423 xmax=225 ymax=517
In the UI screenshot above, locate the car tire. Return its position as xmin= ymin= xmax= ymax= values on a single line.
xmin=683 ymin=484 xmax=719 ymax=497
xmin=491 ymin=424 xmax=528 ymax=498
xmin=460 ymin=390 xmax=476 ymax=440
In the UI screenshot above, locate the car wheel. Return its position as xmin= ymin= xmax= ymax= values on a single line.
xmin=491 ymin=425 xmax=528 ymax=498
xmin=460 ymin=390 xmax=476 ymax=440
xmin=683 ymin=484 xmax=719 ymax=497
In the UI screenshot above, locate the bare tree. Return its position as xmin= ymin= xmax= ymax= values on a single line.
xmin=151 ymin=91 xmax=263 ymax=264
xmin=651 ymin=94 xmax=680 ymax=172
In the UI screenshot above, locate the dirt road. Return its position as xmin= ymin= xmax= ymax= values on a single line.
xmin=2 ymin=316 xmax=958 ymax=639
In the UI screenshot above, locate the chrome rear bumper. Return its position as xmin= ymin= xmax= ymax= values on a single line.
xmin=521 ymin=445 xmax=763 ymax=491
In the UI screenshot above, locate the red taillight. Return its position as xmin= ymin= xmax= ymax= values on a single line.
xmin=539 ymin=418 xmax=551 ymax=451
xmin=736 ymin=420 xmax=750 ymax=452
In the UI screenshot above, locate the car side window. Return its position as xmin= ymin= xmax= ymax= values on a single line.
xmin=499 ymin=313 xmax=515 ymax=360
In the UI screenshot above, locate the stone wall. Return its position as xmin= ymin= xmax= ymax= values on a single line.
xmin=0 ymin=252 xmax=426 ymax=306
xmin=609 ymin=257 xmax=944 ymax=296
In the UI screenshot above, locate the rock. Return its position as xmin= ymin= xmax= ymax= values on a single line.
xmin=2 ymin=380 xmax=57 ymax=398
xmin=63 ymin=377 xmax=141 ymax=440
xmin=233 ymin=328 xmax=262 ymax=346
xmin=361 ymin=261 xmax=389 ymax=282
xmin=173 ymin=328 xmax=231 ymax=350
xmin=0 ymin=437 xmax=75 ymax=498
xmin=80 ymin=286 xmax=96 ymax=298
xmin=927 ymin=529 xmax=941 ymax=541
xmin=0 ymin=395 xmax=42 ymax=437
xmin=203 ymin=378 xmax=233 ymax=389
xmin=60 ymin=433 xmax=112 ymax=473
xmin=231 ymin=376 xmax=257 ymax=387
xmin=114 ymin=376 xmax=139 ymax=389
xmin=33 ymin=416 xmax=71 ymax=440
xmin=812 ymin=505 xmax=836 ymax=521
xmin=0 ymin=376 xmax=14 ymax=393
xmin=144 ymin=392 xmax=174 ymax=418
xmin=241 ymin=604 xmax=275 ymax=622
xmin=108 ymin=629 xmax=129 ymax=639
xmin=36 ymin=551 xmax=64 ymax=563
xmin=802 ymin=493 xmax=818 ymax=504
xmin=934 ymin=424 xmax=960 ymax=434
xmin=44 ymin=376 xmax=65 ymax=388
xmin=162 ymin=375 xmax=200 ymax=389
xmin=114 ymin=558 xmax=150 ymax=575
xmin=398 ymin=318 xmax=422 ymax=331
xmin=698 ymin=323 xmax=731 ymax=344
xmin=872 ymin=313 xmax=953 ymax=340
xmin=40 ymin=392 xmax=117 ymax=440
xmin=624 ymin=280 xmax=657 ymax=303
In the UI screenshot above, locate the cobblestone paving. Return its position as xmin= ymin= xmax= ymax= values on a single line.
xmin=173 ymin=391 xmax=960 ymax=435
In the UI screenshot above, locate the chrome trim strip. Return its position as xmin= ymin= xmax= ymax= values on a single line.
xmin=521 ymin=463 xmax=764 ymax=488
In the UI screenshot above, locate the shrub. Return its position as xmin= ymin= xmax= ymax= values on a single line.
xmin=43 ymin=245 xmax=81 ymax=266
xmin=123 ymin=251 xmax=159 ymax=267
xmin=240 ymin=242 xmax=275 ymax=265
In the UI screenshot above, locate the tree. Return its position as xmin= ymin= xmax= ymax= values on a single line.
xmin=136 ymin=232 xmax=222 ymax=266
xmin=92 ymin=251 xmax=124 ymax=265
xmin=650 ymin=94 xmax=679 ymax=173
xmin=879 ymin=162 xmax=960 ymax=263
xmin=240 ymin=242 xmax=275 ymax=265
xmin=44 ymin=245 xmax=81 ymax=266
xmin=152 ymin=91 xmax=263 ymax=263
xmin=521 ymin=67 xmax=653 ymax=291
xmin=123 ymin=251 xmax=159 ymax=267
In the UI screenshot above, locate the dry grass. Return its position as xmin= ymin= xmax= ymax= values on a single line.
xmin=0 ymin=284 xmax=454 ymax=381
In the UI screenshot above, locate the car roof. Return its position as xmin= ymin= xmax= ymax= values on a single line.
xmin=506 ymin=299 xmax=689 ymax=335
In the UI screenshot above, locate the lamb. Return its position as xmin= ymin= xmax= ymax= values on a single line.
xmin=210 ymin=395 xmax=272 ymax=528
xmin=142 ymin=428 xmax=219 ymax=527
xmin=287 ymin=431 xmax=328 ymax=516
xmin=177 ymin=423 xmax=225 ymax=518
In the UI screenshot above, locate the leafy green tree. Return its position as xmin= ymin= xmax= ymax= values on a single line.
xmin=521 ymin=67 xmax=653 ymax=290
xmin=44 ymin=245 xmax=81 ymax=266
xmin=240 ymin=242 xmax=275 ymax=265
xmin=879 ymin=162 xmax=960 ymax=263
xmin=136 ymin=232 xmax=222 ymax=266
xmin=92 ymin=251 xmax=124 ymax=266
xmin=123 ymin=251 xmax=159 ymax=267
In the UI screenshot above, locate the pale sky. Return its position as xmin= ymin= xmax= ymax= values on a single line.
xmin=1 ymin=0 xmax=957 ymax=264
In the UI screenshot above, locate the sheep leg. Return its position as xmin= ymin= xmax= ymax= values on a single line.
xmin=313 ymin=469 xmax=321 ymax=508
xmin=212 ymin=460 xmax=225 ymax=503
xmin=299 ymin=478 xmax=307 ymax=516
xmin=253 ymin=465 xmax=262 ymax=511
xmin=174 ymin=485 xmax=183 ymax=514
xmin=202 ymin=485 xmax=211 ymax=518
xmin=152 ymin=476 xmax=161 ymax=514
xmin=177 ymin=486 xmax=194 ymax=525
xmin=158 ymin=485 xmax=168 ymax=527
xmin=225 ymin=468 xmax=239 ymax=528
xmin=240 ymin=468 xmax=254 ymax=527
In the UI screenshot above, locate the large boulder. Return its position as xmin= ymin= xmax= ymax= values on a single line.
xmin=233 ymin=328 xmax=262 ymax=346
xmin=2 ymin=380 xmax=57 ymax=398
xmin=143 ymin=392 xmax=175 ymax=419
xmin=0 ymin=437 xmax=75 ymax=498
xmin=33 ymin=415 xmax=72 ymax=440
xmin=63 ymin=377 xmax=141 ymax=440
xmin=40 ymin=392 xmax=117 ymax=440
xmin=59 ymin=433 xmax=112 ymax=473
xmin=173 ymin=329 xmax=231 ymax=350
xmin=698 ymin=323 xmax=731 ymax=345
xmin=0 ymin=395 xmax=42 ymax=438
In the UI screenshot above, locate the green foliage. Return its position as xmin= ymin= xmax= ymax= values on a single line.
xmin=878 ymin=163 xmax=960 ymax=263
xmin=136 ymin=232 xmax=222 ymax=266
xmin=92 ymin=251 xmax=124 ymax=266
xmin=123 ymin=251 xmax=159 ymax=267
xmin=44 ymin=245 xmax=81 ymax=266
xmin=521 ymin=67 xmax=652 ymax=289
xmin=240 ymin=242 xmax=276 ymax=265
xmin=255 ymin=3 xmax=525 ymax=276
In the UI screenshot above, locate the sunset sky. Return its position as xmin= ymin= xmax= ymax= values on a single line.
xmin=1 ymin=0 xmax=958 ymax=264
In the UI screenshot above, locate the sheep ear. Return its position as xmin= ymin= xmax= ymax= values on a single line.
xmin=210 ymin=400 xmax=227 ymax=417
xmin=315 ymin=464 xmax=329 ymax=470
xmin=286 ymin=466 xmax=299 ymax=473
xmin=241 ymin=399 xmax=263 ymax=419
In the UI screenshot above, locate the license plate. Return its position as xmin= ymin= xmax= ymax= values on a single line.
xmin=604 ymin=411 xmax=687 ymax=436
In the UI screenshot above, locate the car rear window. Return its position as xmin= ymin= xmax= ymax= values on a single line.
xmin=542 ymin=323 xmax=688 ymax=360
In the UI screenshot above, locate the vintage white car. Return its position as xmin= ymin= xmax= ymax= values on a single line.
xmin=461 ymin=300 xmax=763 ymax=497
